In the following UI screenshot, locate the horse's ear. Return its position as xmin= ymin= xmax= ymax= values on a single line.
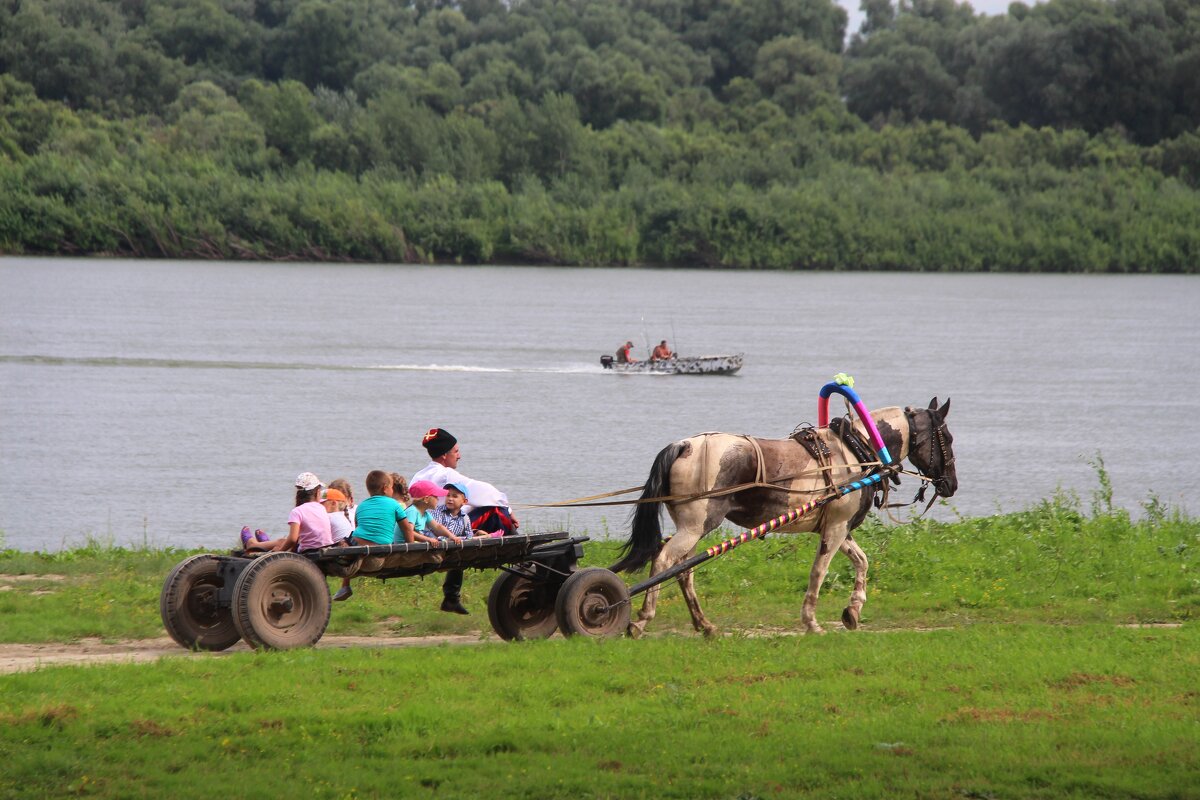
xmin=927 ymin=397 xmax=939 ymax=411
xmin=939 ymin=398 xmax=951 ymax=418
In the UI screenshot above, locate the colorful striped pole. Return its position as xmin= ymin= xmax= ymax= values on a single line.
xmin=818 ymin=375 xmax=893 ymax=466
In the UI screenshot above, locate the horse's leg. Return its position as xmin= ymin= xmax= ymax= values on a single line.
xmin=628 ymin=504 xmax=707 ymax=638
xmin=676 ymin=565 xmax=718 ymax=637
xmin=801 ymin=521 xmax=850 ymax=634
xmin=670 ymin=494 xmax=735 ymax=637
xmin=838 ymin=534 xmax=868 ymax=631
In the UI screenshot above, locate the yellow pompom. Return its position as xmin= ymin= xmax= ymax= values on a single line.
xmin=834 ymin=372 xmax=855 ymax=388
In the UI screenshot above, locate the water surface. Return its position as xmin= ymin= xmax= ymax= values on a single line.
xmin=2 ymin=258 xmax=1197 ymax=550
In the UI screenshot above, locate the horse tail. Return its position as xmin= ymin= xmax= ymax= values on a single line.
xmin=611 ymin=441 xmax=686 ymax=573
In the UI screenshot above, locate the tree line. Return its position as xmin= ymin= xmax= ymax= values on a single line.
xmin=1 ymin=0 xmax=1198 ymax=270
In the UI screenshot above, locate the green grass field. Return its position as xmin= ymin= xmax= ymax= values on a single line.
xmin=1 ymin=626 xmax=1195 ymax=799
xmin=0 ymin=492 xmax=1197 ymax=799
xmin=1 ymin=492 xmax=1195 ymax=643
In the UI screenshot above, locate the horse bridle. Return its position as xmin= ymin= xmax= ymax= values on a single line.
xmin=906 ymin=407 xmax=955 ymax=504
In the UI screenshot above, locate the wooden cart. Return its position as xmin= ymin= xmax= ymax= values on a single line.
xmin=159 ymin=532 xmax=597 ymax=651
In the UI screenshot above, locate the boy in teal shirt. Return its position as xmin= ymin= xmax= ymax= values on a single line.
xmin=333 ymin=470 xmax=409 ymax=602
xmin=350 ymin=469 xmax=408 ymax=544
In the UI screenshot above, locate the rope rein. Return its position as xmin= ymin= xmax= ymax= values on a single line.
xmin=515 ymin=401 xmax=947 ymax=514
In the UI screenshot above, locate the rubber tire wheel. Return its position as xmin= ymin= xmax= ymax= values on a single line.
xmin=232 ymin=552 xmax=330 ymax=650
xmin=487 ymin=570 xmax=560 ymax=641
xmin=160 ymin=554 xmax=242 ymax=651
xmin=554 ymin=567 xmax=631 ymax=638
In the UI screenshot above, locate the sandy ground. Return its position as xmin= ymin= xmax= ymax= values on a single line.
xmin=0 ymin=626 xmax=837 ymax=673
xmin=2 ymin=624 xmax=1183 ymax=674
xmin=0 ymin=634 xmax=493 ymax=674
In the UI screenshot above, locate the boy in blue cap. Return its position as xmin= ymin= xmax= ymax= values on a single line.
xmin=431 ymin=482 xmax=473 ymax=614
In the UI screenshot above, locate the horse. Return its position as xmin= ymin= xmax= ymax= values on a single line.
xmin=611 ymin=398 xmax=957 ymax=637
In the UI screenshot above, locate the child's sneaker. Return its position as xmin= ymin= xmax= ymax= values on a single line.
xmin=239 ymin=526 xmax=254 ymax=548
xmin=254 ymin=529 xmax=269 ymax=542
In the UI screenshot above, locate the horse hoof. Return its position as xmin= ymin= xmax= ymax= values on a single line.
xmin=701 ymin=624 xmax=719 ymax=639
xmin=805 ymin=624 xmax=825 ymax=635
xmin=841 ymin=607 xmax=859 ymax=631
xmin=626 ymin=622 xmax=645 ymax=639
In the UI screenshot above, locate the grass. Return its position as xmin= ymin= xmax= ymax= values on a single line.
xmin=0 ymin=491 xmax=1195 ymax=643
xmin=0 ymin=491 xmax=1197 ymax=798
xmin=0 ymin=624 xmax=1195 ymax=798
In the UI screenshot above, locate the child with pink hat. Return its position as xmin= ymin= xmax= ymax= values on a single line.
xmin=399 ymin=480 xmax=462 ymax=546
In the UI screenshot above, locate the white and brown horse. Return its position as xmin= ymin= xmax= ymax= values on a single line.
xmin=611 ymin=399 xmax=957 ymax=636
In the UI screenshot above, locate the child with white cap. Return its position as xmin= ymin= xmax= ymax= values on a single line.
xmin=241 ymin=472 xmax=333 ymax=554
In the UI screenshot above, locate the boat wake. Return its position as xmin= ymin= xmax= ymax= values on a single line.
xmin=1 ymin=354 xmax=605 ymax=375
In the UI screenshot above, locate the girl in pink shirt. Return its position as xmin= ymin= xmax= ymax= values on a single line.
xmin=242 ymin=472 xmax=333 ymax=553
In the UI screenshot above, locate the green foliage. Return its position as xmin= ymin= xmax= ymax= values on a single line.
xmin=843 ymin=0 xmax=1197 ymax=144
xmin=3 ymin=0 xmax=1200 ymax=268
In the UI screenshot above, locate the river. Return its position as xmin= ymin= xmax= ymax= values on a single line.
xmin=1 ymin=257 xmax=1197 ymax=551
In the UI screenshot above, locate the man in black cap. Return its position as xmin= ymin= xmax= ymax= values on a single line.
xmin=412 ymin=428 xmax=518 ymax=614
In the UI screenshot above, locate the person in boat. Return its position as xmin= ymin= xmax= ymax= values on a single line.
xmin=412 ymin=428 xmax=518 ymax=612
xmin=616 ymin=341 xmax=637 ymax=363
xmin=651 ymin=340 xmax=673 ymax=361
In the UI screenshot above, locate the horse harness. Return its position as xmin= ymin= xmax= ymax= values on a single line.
xmin=790 ymin=420 xmax=882 ymax=527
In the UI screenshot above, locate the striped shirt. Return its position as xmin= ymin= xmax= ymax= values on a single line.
xmin=431 ymin=506 xmax=473 ymax=539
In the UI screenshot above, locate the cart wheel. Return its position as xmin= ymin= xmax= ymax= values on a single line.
xmin=487 ymin=569 xmax=560 ymax=641
xmin=554 ymin=568 xmax=630 ymax=638
xmin=160 ymin=554 xmax=242 ymax=652
xmin=232 ymin=552 xmax=330 ymax=650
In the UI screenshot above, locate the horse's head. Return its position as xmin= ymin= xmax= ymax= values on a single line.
xmin=904 ymin=397 xmax=957 ymax=499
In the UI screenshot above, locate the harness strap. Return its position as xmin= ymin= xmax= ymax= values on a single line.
xmin=744 ymin=434 xmax=766 ymax=485
xmin=516 ymin=426 xmax=903 ymax=511
xmin=790 ymin=427 xmax=837 ymax=530
xmin=516 ymin=485 xmax=647 ymax=507
xmin=515 ymin=478 xmax=839 ymax=509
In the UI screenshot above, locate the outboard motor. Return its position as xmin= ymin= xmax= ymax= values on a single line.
xmin=600 ymin=355 xmax=614 ymax=369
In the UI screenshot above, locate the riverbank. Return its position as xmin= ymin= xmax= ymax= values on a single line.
xmin=5 ymin=153 xmax=1199 ymax=271
xmin=2 ymin=496 xmax=1195 ymax=645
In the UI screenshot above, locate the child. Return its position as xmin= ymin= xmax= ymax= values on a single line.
xmin=321 ymin=487 xmax=353 ymax=544
xmin=431 ymin=482 xmax=473 ymax=540
xmin=431 ymin=482 xmax=473 ymax=614
xmin=334 ymin=469 xmax=408 ymax=602
xmin=242 ymin=472 xmax=333 ymax=554
xmin=399 ymin=480 xmax=461 ymax=546
xmin=389 ymin=473 xmax=410 ymax=507
xmin=328 ymin=477 xmax=357 ymax=530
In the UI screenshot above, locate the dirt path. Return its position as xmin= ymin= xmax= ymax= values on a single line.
xmin=0 ymin=634 xmax=492 ymax=674
xmin=0 ymin=626 xmax=825 ymax=673
xmin=0 ymin=622 xmax=1180 ymax=674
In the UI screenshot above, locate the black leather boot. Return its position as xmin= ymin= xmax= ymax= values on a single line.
xmin=440 ymin=597 xmax=469 ymax=615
